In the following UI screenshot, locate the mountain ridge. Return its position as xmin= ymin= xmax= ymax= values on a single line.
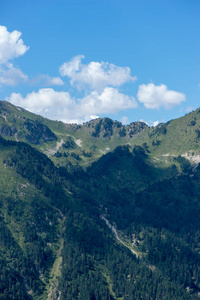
xmin=1 ymin=100 xmax=200 ymax=169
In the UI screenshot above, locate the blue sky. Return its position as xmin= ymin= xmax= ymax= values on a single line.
xmin=0 ymin=0 xmax=199 ymax=125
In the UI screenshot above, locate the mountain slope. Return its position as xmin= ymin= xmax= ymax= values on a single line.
xmin=2 ymin=101 xmax=200 ymax=170
xmin=1 ymin=102 xmax=200 ymax=299
xmin=1 ymin=136 xmax=199 ymax=299
xmin=85 ymin=146 xmax=200 ymax=297
xmin=135 ymin=108 xmax=200 ymax=165
xmin=0 ymin=101 xmax=148 ymax=168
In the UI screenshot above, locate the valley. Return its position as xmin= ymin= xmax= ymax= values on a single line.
xmin=0 ymin=101 xmax=200 ymax=299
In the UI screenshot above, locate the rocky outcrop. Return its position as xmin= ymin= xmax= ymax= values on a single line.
xmin=24 ymin=120 xmax=57 ymax=145
xmin=0 ymin=125 xmax=17 ymax=137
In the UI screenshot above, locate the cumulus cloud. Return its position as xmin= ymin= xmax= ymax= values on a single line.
xmin=137 ymin=83 xmax=186 ymax=109
xmin=59 ymin=55 xmax=137 ymax=91
xmin=0 ymin=26 xmax=29 ymax=86
xmin=5 ymin=51 xmax=138 ymax=120
xmin=7 ymin=87 xmax=137 ymax=123
xmin=0 ymin=26 xmax=29 ymax=64
xmin=59 ymin=55 xmax=84 ymax=78
xmin=0 ymin=63 xmax=28 ymax=86
xmin=80 ymin=87 xmax=137 ymax=114
xmin=7 ymin=88 xmax=75 ymax=120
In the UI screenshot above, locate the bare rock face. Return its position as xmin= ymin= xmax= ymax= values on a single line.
xmin=91 ymin=118 xmax=115 ymax=139
xmin=128 ymin=121 xmax=148 ymax=138
xmin=88 ymin=118 xmax=148 ymax=140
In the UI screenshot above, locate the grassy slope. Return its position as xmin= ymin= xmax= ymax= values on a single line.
xmin=2 ymin=102 xmax=200 ymax=159
xmin=133 ymin=108 xmax=200 ymax=159
xmin=0 ymin=101 xmax=148 ymax=168
xmin=2 ymin=101 xmax=200 ymax=175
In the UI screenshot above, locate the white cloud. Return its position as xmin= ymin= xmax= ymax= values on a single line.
xmin=59 ymin=55 xmax=84 ymax=78
xmin=0 ymin=26 xmax=66 ymax=88
xmin=137 ymin=83 xmax=186 ymax=109
xmin=31 ymin=74 xmax=64 ymax=86
xmin=0 ymin=63 xmax=28 ymax=86
xmin=80 ymin=87 xmax=138 ymax=114
xmin=59 ymin=55 xmax=137 ymax=91
xmin=0 ymin=26 xmax=29 ymax=86
xmin=140 ymin=119 xmax=159 ymax=127
xmin=7 ymin=87 xmax=137 ymax=123
xmin=46 ymin=76 xmax=64 ymax=86
xmin=121 ymin=116 xmax=129 ymax=125
xmin=66 ymin=115 xmax=99 ymax=125
xmin=7 ymin=88 xmax=75 ymax=120
xmin=0 ymin=26 xmax=29 ymax=64
xmin=152 ymin=120 xmax=159 ymax=127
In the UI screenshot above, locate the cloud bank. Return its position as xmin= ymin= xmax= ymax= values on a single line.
xmin=6 ymin=50 xmax=186 ymax=123
xmin=1 ymin=26 xmax=186 ymax=124
xmin=6 ymin=54 xmax=138 ymax=123
xmin=7 ymin=87 xmax=137 ymax=123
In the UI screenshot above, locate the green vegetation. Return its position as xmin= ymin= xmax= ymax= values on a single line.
xmin=1 ymin=102 xmax=200 ymax=299
xmin=0 ymin=101 xmax=149 ymax=169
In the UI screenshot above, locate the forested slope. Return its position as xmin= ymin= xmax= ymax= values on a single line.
xmin=0 ymin=103 xmax=200 ymax=299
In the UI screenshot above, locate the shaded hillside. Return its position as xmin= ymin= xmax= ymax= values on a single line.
xmin=0 ymin=136 xmax=199 ymax=299
xmin=85 ymin=146 xmax=200 ymax=297
xmin=1 ymin=101 xmax=200 ymax=299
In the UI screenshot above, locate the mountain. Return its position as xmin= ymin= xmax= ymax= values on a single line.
xmin=0 ymin=101 xmax=200 ymax=299
xmin=0 ymin=101 xmax=148 ymax=168
xmin=1 ymin=100 xmax=200 ymax=170
xmin=133 ymin=108 xmax=200 ymax=166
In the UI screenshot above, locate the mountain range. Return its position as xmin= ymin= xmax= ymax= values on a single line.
xmin=0 ymin=100 xmax=200 ymax=300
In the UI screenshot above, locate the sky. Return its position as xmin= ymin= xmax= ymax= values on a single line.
xmin=0 ymin=0 xmax=199 ymax=125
